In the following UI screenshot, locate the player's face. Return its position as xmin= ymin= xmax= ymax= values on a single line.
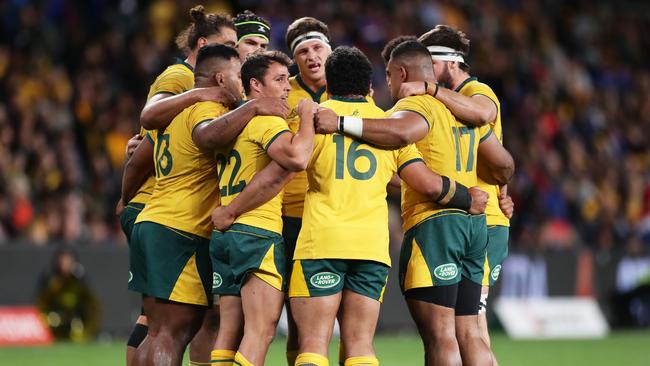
xmin=386 ymin=59 xmax=403 ymax=103
xmin=258 ymin=62 xmax=291 ymax=100
xmin=293 ymin=40 xmax=331 ymax=83
xmin=208 ymin=27 xmax=237 ymax=48
xmin=431 ymin=59 xmax=452 ymax=85
xmin=237 ymin=36 xmax=269 ymax=61
xmin=221 ymin=58 xmax=244 ymax=98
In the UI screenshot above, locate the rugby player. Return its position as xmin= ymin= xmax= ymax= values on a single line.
xmin=234 ymin=11 xmax=271 ymax=60
xmin=290 ymin=46 xmax=487 ymax=366
xmin=284 ymin=17 xmax=333 ymax=365
xmin=210 ymin=51 xmax=317 ymax=366
xmin=399 ymin=25 xmax=515 ymax=364
xmin=314 ymin=40 xmax=514 ymax=366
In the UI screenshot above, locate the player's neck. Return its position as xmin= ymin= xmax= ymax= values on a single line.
xmin=299 ymin=74 xmax=326 ymax=93
xmin=334 ymin=94 xmax=365 ymax=101
xmin=450 ymin=72 xmax=471 ymax=91
xmin=185 ymin=54 xmax=197 ymax=69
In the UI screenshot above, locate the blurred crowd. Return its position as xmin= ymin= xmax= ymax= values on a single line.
xmin=1 ymin=0 xmax=649 ymax=266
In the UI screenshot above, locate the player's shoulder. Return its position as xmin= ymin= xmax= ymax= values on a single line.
xmin=459 ymin=77 xmax=498 ymax=101
xmin=249 ymin=115 xmax=287 ymax=126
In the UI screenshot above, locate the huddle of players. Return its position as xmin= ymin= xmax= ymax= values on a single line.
xmin=117 ymin=5 xmax=515 ymax=366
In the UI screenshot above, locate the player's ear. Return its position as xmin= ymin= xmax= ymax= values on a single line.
xmin=214 ymin=72 xmax=225 ymax=86
xmin=250 ymin=77 xmax=261 ymax=93
xmin=196 ymin=37 xmax=208 ymax=49
xmin=399 ymin=66 xmax=408 ymax=82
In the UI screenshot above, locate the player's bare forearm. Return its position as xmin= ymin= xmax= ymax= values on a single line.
xmin=398 ymin=161 xmax=443 ymax=198
xmin=361 ymin=111 xmax=429 ymax=147
xmin=140 ymin=92 xmax=197 ymax=130
xmin=193 ymin=98 xmax=290 ymax=151
xmin=477 ymin=133 xmax=514 ymax=186
xmin=435 ymin=88 xmax=497 ymax=126
xmin=227 ymin=161 xmax=295 ymax=217
xmin=121 ymin=138 xmax=154 ymax=204
xmin=269 ymin=99 xmax=317 ymax=171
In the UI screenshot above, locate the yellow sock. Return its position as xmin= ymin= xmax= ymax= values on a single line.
xmin=295 ymin=352 xmax=329 ymax=366
xmin=344 ymin=356 xmax=379 ymax=365
xmin=286 ymin=350 xmax=299 ymax=365
xmin=234 ymin=351 xmax=255 ymax=366
xmin=211 ymin=349 xmax=236 ymax=365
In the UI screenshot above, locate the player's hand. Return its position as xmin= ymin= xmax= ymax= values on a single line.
xmin=397 ymin=81 xmax=428 ymax=99
xmin=296 ymin=99 xmax=319 ymax=119
xmin=254 ymin=97 xmax=289 ymax=119
xmin=212 ymin=205 xmax=236 ymax=232
xmin=115 ymin=198 xmax=125 ymax=216
xmin=314 ymin=107 xmax=339 ymax=134
xmin=194 ymin=87 xmax=239 ymax=108
xmin=498 ymin=185 xmax=514 ymax=219
xmin=125 ymin=134 xmax=143 ymax=160
xmin=468 ymin=186 xmax=488 ymax=215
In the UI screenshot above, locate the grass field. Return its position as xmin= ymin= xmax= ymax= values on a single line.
xmin=1 ymin=331 xmax=649 ymax=365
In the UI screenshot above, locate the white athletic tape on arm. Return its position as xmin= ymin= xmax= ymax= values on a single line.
xmin=342 ymin=116 xmax=363 ymax=138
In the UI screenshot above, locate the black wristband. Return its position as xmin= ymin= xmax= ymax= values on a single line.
xmin=338 ymin=116 xmax=344 ymax=132
xmin=433 ymin=83 xmax=439 ymax=98
xmin=435 ymin=176 xmax=471 ymax=211
xmin=447 ymin=182 xmax=472 ymax=210
xmin=423 ymin=81 xmax=428 ymax=95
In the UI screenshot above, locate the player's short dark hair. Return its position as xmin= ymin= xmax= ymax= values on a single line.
xmin=419 ymin=25 xmax=470 ymax=72
xmin=381 ymin=35 xmax=417 ymax=66
xmin=285 ymin=17 xmax=330 ymax=51
xmin=194 ymin=44 xmax=240 ymax=77
xmin=325 ymin=46 xmax=372 ymax=97
xmin=234 ymin=10 xmax=271 ymax=42
xmin=241 ymin=51 xmax=292 ymax=95
xmin=175 ymin=5 xmax=235 ymax=55
xmin=234 ymin=10 xmax=271 ymax=29
xmin=390 ymin=40 xmax=430 ymax=64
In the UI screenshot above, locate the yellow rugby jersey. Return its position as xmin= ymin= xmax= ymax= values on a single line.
xmin=294 ymin=97 xmax=423 ymax=266
xmin=282 ymin=75 xmax=329 ymax=218
xmin=136 ymin=101 xmax=228 ymax=239
xmin=457 ymin=78 xmax=509 ymax=227
xmin=216 ymin=115 xmax=291 ymax=234
xmin=131 ymin=61 xmax=194 ymax=205
xmin=395 ymin=95 xmax=492 ymax=231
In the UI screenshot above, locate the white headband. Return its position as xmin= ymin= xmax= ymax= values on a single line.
xmin=290 ymin=31 xmax=331 ymax=54
xmin=427 ymin=45 xmax=465 ymax=63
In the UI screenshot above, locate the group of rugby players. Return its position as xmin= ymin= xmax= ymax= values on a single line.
xmin=117 ymin=5 xmax=515 ymax=366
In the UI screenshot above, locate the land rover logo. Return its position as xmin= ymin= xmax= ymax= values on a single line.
xmin=213 ymin=272 xmax=223 ymax=288
xmin=128 ymin=271 xmax=133 ymax=283
xmin=433 ymin=263 xmax=458 ymax=281
xmin=491 ymin=265 xmax=502 ymax=282
xmin=310 ymin=272 xmax=341 ymax=289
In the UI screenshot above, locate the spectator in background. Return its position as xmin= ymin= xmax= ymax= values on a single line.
xmin=36 ymin=247 xmax=100 ymax=341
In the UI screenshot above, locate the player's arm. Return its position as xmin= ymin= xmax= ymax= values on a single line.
xmin=477 ymin=132 xmax=514 ymax=185
xmin=212 ymin=161 xmax=295 ymax=231
xmin=315 ymin=107 xmax=428 ymax=147
xmin=399 ymin=161 xmax=488 ymax=214
xmin=266 ymin=99 xmax=317 ymax=172
xmin=397 ymin=81 xmax=497 ymax=126
xmin=192 ymin=97 xmax=289 ymax=150
xmin=121 ymin=135 xmax=154 ymax=205
xmin=140 ymin=87 xmax=239 ymax=130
